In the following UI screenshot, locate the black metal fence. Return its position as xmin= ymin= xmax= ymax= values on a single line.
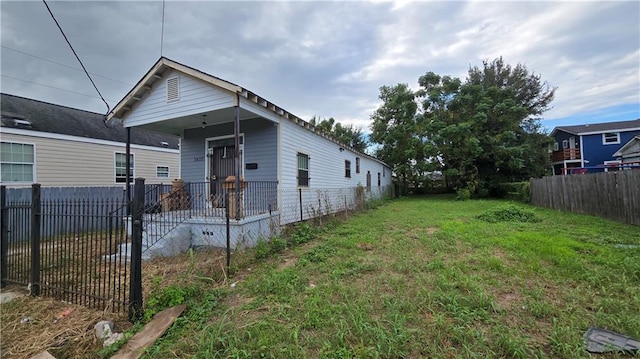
xmin=1 ymin=183 xmax=144 ymax=321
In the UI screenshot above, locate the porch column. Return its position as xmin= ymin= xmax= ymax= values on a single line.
xmin=126 ymin=127 xmax=131 ymax=213
xmin=233 ymin=93 xmax=241 ymax=219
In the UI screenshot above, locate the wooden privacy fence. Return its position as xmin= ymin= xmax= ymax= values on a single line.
xmin=530 ymin=170 xmax=640 ymax=226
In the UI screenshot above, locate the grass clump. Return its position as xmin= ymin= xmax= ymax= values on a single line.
xmin=477 ymin=204 xmax=540 ymax=223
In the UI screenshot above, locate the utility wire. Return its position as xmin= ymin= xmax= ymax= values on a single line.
xmin=1 ymin=45 xmax=133 ymax=86
xmin=42 ymin=0 xmax=110 ymax=113
xmin=160 ymin=0 xmax=166 ymax=57
xmin=1 ymin=74 xmax=117 ymax=103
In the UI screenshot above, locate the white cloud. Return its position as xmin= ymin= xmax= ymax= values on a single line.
xmin=0 ymin=0 xmax=637 ymax=129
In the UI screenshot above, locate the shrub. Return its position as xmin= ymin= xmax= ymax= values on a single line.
xmin=477 ymin=205 xmax=540 ymax=223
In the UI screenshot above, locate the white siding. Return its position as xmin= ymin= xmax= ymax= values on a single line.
xmin=124 ymin=69 xmax=236 ymax=128
xmin=279 ymin=119 xmax=392 ymax=224
xmin=1 ymin=133 xmax=179 ymax=187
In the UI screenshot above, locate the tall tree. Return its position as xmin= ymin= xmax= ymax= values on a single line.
xmin=369 ymin=83 xmax=423 ymax=193
xmin=309 ymin=116 xmax=368 ymax=153
xmin=420 ymin=57 xmax=555 ymax=197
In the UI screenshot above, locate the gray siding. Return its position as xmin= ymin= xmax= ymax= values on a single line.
xmin=181 ymin=119 xmax=277 ymax=183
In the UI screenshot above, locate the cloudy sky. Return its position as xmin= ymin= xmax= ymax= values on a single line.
xmin=1 ymin=0 xmax=638 ymax=132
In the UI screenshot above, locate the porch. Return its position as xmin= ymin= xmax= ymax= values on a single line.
xmin=133 ymin=180 xmax=280 ymax=260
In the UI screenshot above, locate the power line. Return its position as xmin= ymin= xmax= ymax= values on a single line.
xmin=42 ymin=0 xmax=110 ymax=113
xmin=1 ymin=45 xmax=133 ymax=86
xmin=1 ymin=74 xmax=117 ymax=103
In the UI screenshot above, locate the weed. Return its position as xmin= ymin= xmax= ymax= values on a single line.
xmin=477 ymin=204 xmax=540 ymax=223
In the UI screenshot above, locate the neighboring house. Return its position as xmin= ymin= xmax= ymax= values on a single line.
xmin=613 ymin=135 xmax=640 ymax=164
xmin=549 ymin=119 xmax=640 ymax=175
xmin=106 ymin=57 xmax=393 ymax=253
xmin=1 ymin=93 xmax=180 ymax=187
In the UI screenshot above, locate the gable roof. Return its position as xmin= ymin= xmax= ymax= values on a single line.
xmin=107 ymin=57 xmax=389 ymax=167
xmin=551 ymin=119 xmax=640 ymax=136
xmin=613 ymin=135 xmax=640 ymax=157
xmin=1 ymin=93 xmax=179 ymax=149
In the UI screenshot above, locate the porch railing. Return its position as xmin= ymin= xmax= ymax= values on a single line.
xmin=140 ymin=180 xmax=278 ymax=251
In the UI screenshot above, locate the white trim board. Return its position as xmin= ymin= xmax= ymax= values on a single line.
xmin=1 ymin=127 xmax=179 ymax=154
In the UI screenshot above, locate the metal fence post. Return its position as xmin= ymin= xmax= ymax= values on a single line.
xmin=128 ymin=178 xmax=144 ymax=322
xmin=30 ymin=184 xmax=41 ymax=296
xmin=299 ymin=188 xmax=303 ymax=222
xmin=1 ymin=186 xmax=7 ymax=288
xmin=225 ymin=191 xmax=230 ymax=275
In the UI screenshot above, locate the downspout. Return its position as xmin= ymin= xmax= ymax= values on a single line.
xmin=234 ymin=92 xmax=241 ymax=219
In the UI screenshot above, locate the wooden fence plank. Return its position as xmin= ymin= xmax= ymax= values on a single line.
xmin=530 ymin=171 xmax=640 ymax=226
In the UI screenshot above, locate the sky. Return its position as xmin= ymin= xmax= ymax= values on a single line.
xmin=1 ymin=0 xmax=639 ymax=133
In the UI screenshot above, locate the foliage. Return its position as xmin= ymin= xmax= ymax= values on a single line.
xmin=369 ymin=83 xmax=424 ymax=195
xmin=139 ymin=196 xmax=640 ymax=358
xmin=144 ymin=283 xmax=188 ymax=322
xmin=496 ymin=181 xmax=531 ymax=202
xmin=477 ymin=204 xmax=540 ymax=223
xmin=310 ymin=116 xmax=368 ymax=153
xmin=420 ymin=57 xmax=555 ymax=196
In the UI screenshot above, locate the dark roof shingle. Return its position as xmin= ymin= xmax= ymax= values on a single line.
xmin=553 ymin=119 xmax=640 ymax=135
xmin=1 ymin=93 xmax=179 ymax=149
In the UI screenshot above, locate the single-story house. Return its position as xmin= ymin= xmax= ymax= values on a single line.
xmin=549 ymin=119 xmax=640 ymax=175
xmin=613 ymin=135 xmax=640 ymax=164
xmin=1 ymin=93 xmax=180 ymax=187
xmin=106 ymin=57 xmax=393 ymax=254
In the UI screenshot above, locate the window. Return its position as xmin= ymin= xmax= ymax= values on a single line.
xmin=366 ymin=171 xmax=371 ymax=192
xmin=156 ymin=166 xmax=169 ymax=178
xmin=377 ymin=172 xmax=381 ymax=186
xmin=115 ymin=152 xmax=134 ymax=183
xmin=297 ymin=152 xmax=309 ymax=187
xmin=602 ymin=132 xmax=620 ymax=145
xmin=345 ymin=160 xmax=351 ymax=178
xmin=553 ymin=142 xmax=559 ymax=151
xmin=355 ymin=157 xmax=360 ymax=174
xmin=562 ymin=140 xmax=568 ymax=149
xmin=1 ymin=142 xmax=34 ymax=183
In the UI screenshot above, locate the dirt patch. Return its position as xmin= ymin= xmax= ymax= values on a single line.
xmin=427 ymin=227 xmax=439 ymax=235
xmin=356 ymin=242 xmax=374 ymax=251
xmin=0 ymin=292 xmax=130 ymax=359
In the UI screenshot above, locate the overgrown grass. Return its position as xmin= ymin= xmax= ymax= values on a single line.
xmin=135 ymin=195 xmax=639 ymax=358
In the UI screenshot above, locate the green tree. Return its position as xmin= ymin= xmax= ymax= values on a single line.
xmin=419 ymin=57 xmax=555 ymax=197
xmin=309 ymin=116 xmax=368 ymax=153
xmin=369 ymin=83 xmax=424 ymax=194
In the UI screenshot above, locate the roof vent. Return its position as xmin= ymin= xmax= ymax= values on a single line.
xmin=161 ymin=141 xmax=169 ymax=148
xmin=13 ymin=119 xmax=32 ymax=127
xmin=166 ymin=76 xmax=179 ymax=102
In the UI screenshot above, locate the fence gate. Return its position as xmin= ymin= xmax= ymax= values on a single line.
xmin=1 ymin=185 xmax=140 ymax=317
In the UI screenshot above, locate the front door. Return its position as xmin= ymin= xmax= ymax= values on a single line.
xmin=207 ymin=137 xmax=242 ymax=206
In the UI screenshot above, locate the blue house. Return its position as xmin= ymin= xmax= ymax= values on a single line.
xmin=549 ymin=119 xmax=640 ymax=175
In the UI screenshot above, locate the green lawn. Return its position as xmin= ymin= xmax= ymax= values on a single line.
xmin=133 ymin=195 xmax=640 ymax=358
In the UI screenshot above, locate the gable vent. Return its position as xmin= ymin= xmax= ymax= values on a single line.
xmin=166 ymin=76 xmax=179 ymax=102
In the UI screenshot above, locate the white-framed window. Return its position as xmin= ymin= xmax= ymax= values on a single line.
xmin=562 ymin=140 xmax=569 ymax=149
xmin=553 ymin=142 xmax=559 ymax=151
xmin=0 ymin=141 xmax=35 ymax=183
xmin=115 ymin=152 xmax=134 ymax=183
xmin=297 ymin=152 xmax=309 ymax=187
xmin=345 ymin=160 xmax=351 ymax=178
xmin=156 ymin=166 xmax=170 ymax=178
xmin=602 ymin=132 xmax=620 ymax=145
